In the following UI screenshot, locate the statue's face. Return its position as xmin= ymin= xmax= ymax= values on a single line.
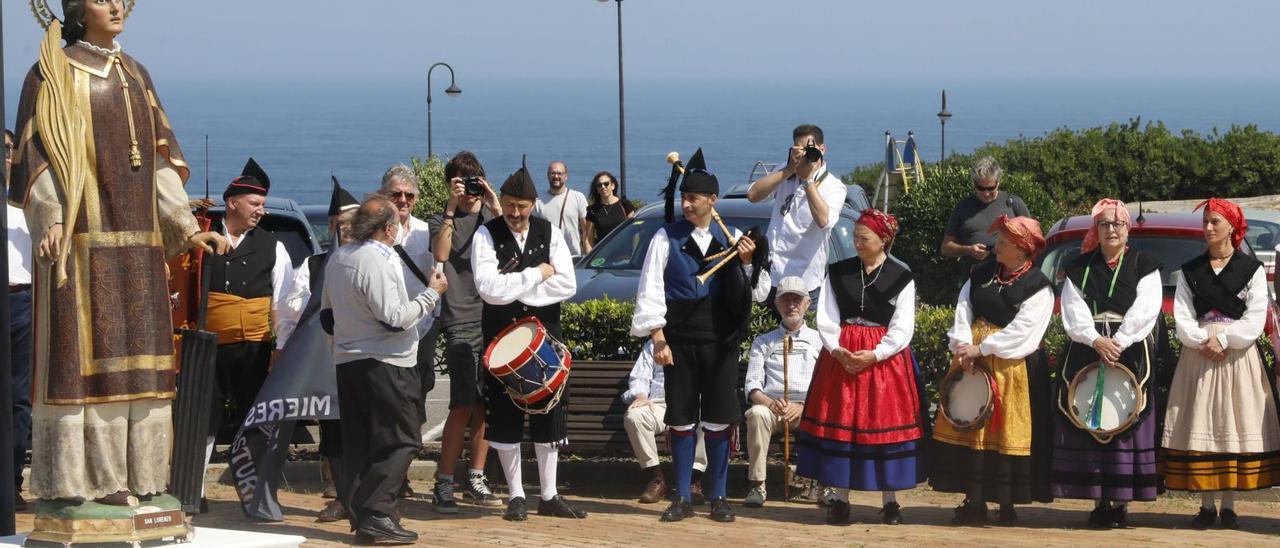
xmin=83 ymin=0 xmax=127 ymax=38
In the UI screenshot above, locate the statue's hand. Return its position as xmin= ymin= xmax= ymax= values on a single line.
xmin=188 ymin=231 xmax=229 ymax=255
xmin=37 ymin=223 xmax=63 ymax=263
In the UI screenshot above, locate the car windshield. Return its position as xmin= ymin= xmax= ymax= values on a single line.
xmin=580 ymin=213 xmax=861 ymax=270
xmin=1037 ymin=234 xmax=1254 ymax=290
xmin=1246 ymin=219 xmax=1280 ymax=253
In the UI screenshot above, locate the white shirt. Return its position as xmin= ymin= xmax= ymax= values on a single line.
xmin=471 ymin=221 xmax=577 ymax=307
xmin=1061 ymin=272 xmax=1162 ymax=350
xmin=745 ymin=324 xmax=820 ymax=403
xmin=630 ymin=224 xmax=770 ymax=337
xmin=1173 ymin=265 xmax=1268 ymax=350
xmin=7 ymin=204 xmax=32 ymax=286
xmin=535 ymin=188 xmax=588 ymax=256
xmin=222 ymin=226 xmax=295 ymax=349
xmin=622 ymin=341 xmax=665 ymax=403
xmin=277 ymin=257 xmax=315 ymax=347
xmin=755 ymin=164 xmax=848 ymax=292
xmin=321 ymin=240 xmax=439 ymax=367
xmin=397 ymin=216 xmax=437 ymax=333
xmin=947 ymin=281 xmax=1053 ymax=360
xmin=817 ymin=274 xmax=917 ymax=362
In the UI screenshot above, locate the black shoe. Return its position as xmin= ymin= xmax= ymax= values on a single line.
xmin=1110 ymin=505 xmax=1128 ymax=529
xmin=355 ymin=513 xmax=418 ymax=545
xmin=198 ymin=497 xmax=209 ymax=514
xmin=1191 ymin=507 xmax=1216 ymax=530
xmin=537 ymin=495 xmax=587 ymax=519
xmin=708 ymin=497 xmax=735 ymax=523
xmin=503 ymin=497 xmax=528 ymax=522
xmin=882 ymin=501 xmax=902 ymax=525
xmin=1088 ymin=506 xmax=1112 ymax=529
xmin=14 ymin=493 xmax=26 ymax=512
xmin=952 ymin=501 xmax=986 ymax=526
xmin=660 ymin=498 xmax=694 ymax=522
xmin=996 ymin=504 xmax=1018 ymax=525
xmin=826 ymin=500 xmax=850 ymax=525
xmin=1219 ymin=508 xmax=1240 ymax=529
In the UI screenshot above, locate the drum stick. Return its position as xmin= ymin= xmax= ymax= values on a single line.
xmin=783 ymin=333 xmax=792 ymax=503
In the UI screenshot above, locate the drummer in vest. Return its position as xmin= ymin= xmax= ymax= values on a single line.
xmin=471 ymin=156 xmax=586 ymax=522
xmin=631 ymin=148 xmax=764 ymax=524
xmin=931 ymin=215 xmax=1055 ymax=526
xmin=1052 ymin=199 xmax=1163 ymax=529
xmin=1162 ymin=198 xmax=1280 ymax=530
xmin=277 ymin=178 xmax=360 ymax=523
xmin=202 ymin=158 xmax=295 ymax=497
xmin=798 ymin=209 xmax=924 ymax=526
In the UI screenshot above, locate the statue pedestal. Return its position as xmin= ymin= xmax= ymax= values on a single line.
xmin=25 ymin=494 xmax=192 ymax=546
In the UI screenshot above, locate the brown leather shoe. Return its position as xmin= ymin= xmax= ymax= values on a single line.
xmin=690 ymin=481 xmax=706 ymax=506
xmin=638 ymin=476 xmax=667 ymax=504
xmin=316 ymin=499 xmax=347 ymax=523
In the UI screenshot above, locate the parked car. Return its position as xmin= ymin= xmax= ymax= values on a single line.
xmin=1242 ymin=208 xmax=1280 ymax=280
xmin=205 ymin=197 xmax=321 ymax=268
xmin=300 ymin=204 xmax=334 ymax=252
xmin=1037 ymin=211 xmax=1259 ymax=314
xmin=571 ymin=183 xmax=871 ymax=303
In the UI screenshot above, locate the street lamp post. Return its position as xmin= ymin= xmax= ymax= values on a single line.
xmin=937 ymin=89 xmax=952 ymax=165
xmin=427 ymin=62 xmax=462 ymax=159
xmin=598 ymin=0 xmax=627 ymax=197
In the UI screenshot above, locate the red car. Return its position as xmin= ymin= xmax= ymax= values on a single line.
xmin=1037 ymin=212 xmax=1263 ymax=315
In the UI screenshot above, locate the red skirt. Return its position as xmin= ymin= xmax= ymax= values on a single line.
xmin=799 ymin=324 xmax=922 ymax=445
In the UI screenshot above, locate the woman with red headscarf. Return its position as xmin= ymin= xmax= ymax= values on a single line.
xmin=931 ymin=215 xmax=1055 ymax=525
xmin=797 ymin=208 xmax=924 ymax=525
xmin=1052 ymin=199 xmax=1163 ymax=529
xmin=1162 ymin=198 xmax=1280 ymax=529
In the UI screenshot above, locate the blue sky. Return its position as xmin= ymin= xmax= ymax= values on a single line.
xmin=4 ymin=0 xmax=1280 ymax=87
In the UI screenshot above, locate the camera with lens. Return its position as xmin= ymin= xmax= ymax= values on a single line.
xmin=803 ymin=142 xmax=823 ymax=163
xmin=463 ymin=176 xmax=485 ymax=197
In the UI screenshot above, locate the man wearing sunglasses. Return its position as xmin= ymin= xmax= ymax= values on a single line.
xmin=940 ymin=156 xmax=1029 ymax=271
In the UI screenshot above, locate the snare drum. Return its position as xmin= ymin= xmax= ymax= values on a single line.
xmin=483 ymin=317 xmax=572 ymax=414
xmin=938 ymin=364 xmax=996 ymax=431
xmin=1065 ymin=361 xmax=1142 ymax=443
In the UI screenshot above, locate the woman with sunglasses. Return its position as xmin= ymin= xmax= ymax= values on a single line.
xmin=582 ymin=171 xmax=634 ymax=254
xmin=1162 ymin=198 xmax=1280 ymax=529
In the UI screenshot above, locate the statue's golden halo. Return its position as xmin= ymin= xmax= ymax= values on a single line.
xmin=29 ymin=0 xmax=136 ymax=30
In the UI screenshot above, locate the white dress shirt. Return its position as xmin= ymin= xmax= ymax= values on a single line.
xmin=471 ymin=221 xmax=577 ymax=307
xmin=630 ymin=224 xmax=769 ymax=337
xmin=277 ymin=256 xmax=317 ymax=347
xmin=7 ymin=204 xmax=32 ymax=286
xmin=745 ymin=324 xmax=820 ymax=403
xmin=322 ymin=240 xmax=439 ymax=367
xmin=1173 ymin=265 xmax=1268 ymax=350
xmin=222 ymin=226 xmax=295 ymax=349
xmin=817 ymin=275 xmax=917 ymax=362
xmin=755 ymin=164 xmax=848 ymax=292
xmin=947 ymin=281 xmax=1054 ymax=360
xmin=1060 ymin=271 xmax=1162 ymax=350
xmin=622 ymin=341 xmax=664 ymax=403
xmin=535 ymin=189 xmax=589 ymax=256
xmin=397 ymin=216 xmax=437 ymax=333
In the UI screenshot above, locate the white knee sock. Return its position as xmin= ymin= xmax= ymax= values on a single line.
xmin=534 ymin=443 xmax=559 ymax=501
xmin=1222 ymin=491 xmax=1235 ymax=510
xmin=1201 ymin=492 xmax=1216 ymax=511
xmin=201 ymin=436 xmax=216 ymax=497
xmin=493 ymin=443 xmax=524 ymax=500
xmin=833 ymin=487 xmax=850 ymax=503
xmin=882 ymin=491 xmax=897 ymax=504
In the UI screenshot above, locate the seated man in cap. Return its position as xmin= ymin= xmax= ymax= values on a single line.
xmin=742 ymin=276 xmax=820 ymax=508
xmin=623 ymin=341 xmax=707 ymax=505
xmin=200 ymin=158 xmax=295 ymax=507
xmin=631 ymin=148 xmax=765 ymax=523
xmin=472 ymin=157 xmax=586 ymax=521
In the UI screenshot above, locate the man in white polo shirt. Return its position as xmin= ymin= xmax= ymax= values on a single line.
xmin=746 ymin=124 xmax=848 ymax=313
xmin=5 ymin=128 xmax=32 ymax=510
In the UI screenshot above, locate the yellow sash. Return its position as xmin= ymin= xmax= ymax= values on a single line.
xmin=206 ymin=292 xmax=271 ymax=345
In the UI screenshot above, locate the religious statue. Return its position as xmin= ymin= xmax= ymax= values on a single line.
xmin=8 ymin=0 xmax=227 ymax=543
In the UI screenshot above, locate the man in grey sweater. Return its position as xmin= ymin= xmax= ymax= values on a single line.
xmin=321 ymin=196 xmax=447 ymax=545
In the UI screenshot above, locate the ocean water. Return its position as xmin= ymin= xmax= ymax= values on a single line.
xmin=13 ymin=78 xmax=1280 ymax=206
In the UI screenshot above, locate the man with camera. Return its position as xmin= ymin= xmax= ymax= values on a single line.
xmin=426 ymin=152 xmax=504 ymax=513
xmin=746 ymin=124 xmax=848 ymax=312
xmin=938 ymin=156 xmax=1029 ymax=274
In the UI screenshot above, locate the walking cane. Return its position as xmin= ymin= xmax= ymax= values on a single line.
xmin=782 ymin=334 xmax=792 ymax=502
